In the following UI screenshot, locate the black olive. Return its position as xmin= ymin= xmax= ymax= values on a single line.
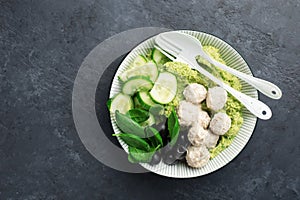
xmin=177 ymin=134 xmax=185 ymax=144
xmin=173 ymin=144 xmax=187 ymax=159
xmin=160 ymin=132 xmax=169 ymax=145
xmin=176 ymin=131 xmax=191 ymax=147
xmin=154 ymin=121 xmax=169 ymax=146
xmin=161 ymin=143 xmax=173 ymax=154
xmin=177 ymin=155 xmax=186 ymax=162
xmin=160 ymin=134 xmax=169 ymax=146
xmin=177 ymin=154 xmax=186 ymax=161
xmin=163 ymin=151 xmax=177 ymax=165
xmin=150 ymin=152 xmax=161 ymax=165
xmin=178 ymin=131 xmax=188 ymax=142
xmin=177 ymin=144 xmax=187 ymax=153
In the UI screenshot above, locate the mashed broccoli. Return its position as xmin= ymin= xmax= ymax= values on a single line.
xmin=161 ymin=46 xmax=244 ymax=159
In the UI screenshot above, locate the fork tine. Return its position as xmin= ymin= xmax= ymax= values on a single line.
xmin=159 ymin=34 xmax=182 ymax=53
xmin=154 ymin=45 xmax=175 ymax=61
xmin=155 ymin=34 xmax=181 ymax=57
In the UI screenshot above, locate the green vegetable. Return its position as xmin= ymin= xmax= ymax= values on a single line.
xmin=151 ymin=48 xmax=170 ymax=64
xmin=133 ymin=96 xmax=142 ymax=109
xmin=145 ymin=126 xmax=163 ymax=148
xmin=107 ymin=93 xmax=133 ymax=114
xmin=122 ymin=76 xmax=153 ymax=96
xmin=106 ymin=98 xmax=112 ymax=110
xmin=113 ymin=133 xmax=150 ymax=152
xmin=128 ymin=146 xmax=155 ymax=163
xmin=137 ymin=91 xmax=157 ymax=110
xmin=139 ymin=113 xmax=156 ymax=127
xmin=167 ymin=107 xmax=180 ymax=145
xmin=151 ymin=48 xmax=164 ymax=64
xmin=126 ymin=109 xmax=149 ymax=123
xmin=118 ymin=62 xmax=158 ymax=82
xmin=115 ymin=110 xmax=145 ymax=138
xmin=149 ymin=72 xmax=178 ymax=104
xmin=133 ymin=55 xmax=148 ymax=68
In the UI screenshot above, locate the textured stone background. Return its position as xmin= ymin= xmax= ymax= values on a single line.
xmin=1 ymin=0 xmax=299 ymax=199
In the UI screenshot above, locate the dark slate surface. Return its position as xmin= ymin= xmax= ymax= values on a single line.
xmin=1 ymin=0 xmax=299 ymax=199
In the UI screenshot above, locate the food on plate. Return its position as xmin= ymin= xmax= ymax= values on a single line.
xmin=205 ymin=130 xmax=219 ymax=149
xmin=149 ymin=72 xmax=177 ymax=104
xmin=187 ymin=123 xmax=207 ymax=146
xmin=132 ymin=55 xmax=148 ymax=68
xmin=186 ymin=146 xmax=210 ymax=168
xmin=187 ymin=124 xmax=219 ymax=149
xmin=177 ymin=100 xmax=201 ymax=127
xmin=183 ymin=83 xmax=207 ymax=104
xmin=107 ymin=93 xmax=133 ymax=114
xmin=119 ymin=61 xmax=158 ymax=82
xmin=114 ymin=110 xmax=145 ymax=137
xmin=196 ymin=110 xmax=211 ymax=129
xmin=108 ymin=44 xmax=244 ymax=168
xmin=209 ymin=112 xmax=232 ymax=136
xmin=177 ymin=83 xmax=230 ymax=168
xmin=122 ymin=76 xmax=153 ymax=95
xmin=206 ymin=86 xmax=228 ymax=111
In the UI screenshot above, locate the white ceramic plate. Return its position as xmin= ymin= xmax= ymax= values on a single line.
xmin=109 ymin=30 xmax=257 ymax=178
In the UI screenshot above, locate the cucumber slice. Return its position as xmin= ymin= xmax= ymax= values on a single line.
xmin=122 ymin=76 xmax=153 ymax=96
xmin=151 ymin=48 xmax=164 ymax=64
xmin=137 ymin=91 xmax=157 ymax=110
xmin=149 ymin=72 xmax=177 ymax=104
xmin=118 ymin=62 xmax=158 ymax=82
xmin=108 ymin=93 xmax=133 ymax=114
xmin=133 ymin=55 xmax=147 ymax=68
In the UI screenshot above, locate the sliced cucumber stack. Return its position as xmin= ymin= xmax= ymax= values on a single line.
xmin=150 ymin=72 xmax=177 ymax=104
xmin=108 ymin=93 xmax=133 ymax=114
xmin=118 ymin=62 xmax=158 ymax=82
xmin=122 ymin=76 xmax=153 ymax=96
xmin=137 ymin=91 xmax=157 ymax=110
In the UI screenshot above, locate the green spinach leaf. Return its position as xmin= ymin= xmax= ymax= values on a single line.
xmin=144 ymin=126 xmax=163 ymax=148
xmin=106 ymin=98 xmax=112 ymax=110
xmin=115 ymin=110 xmax=145 ymax=138
xmin=112 ymin=133 xmax=150 ymax=151
xmin=167 ymin=107 xmax=180 ymax=146
xmin=126 ymin=109 xmax=149 ymax=123
xmin=128 ymin=146 xmax=155 ymax=163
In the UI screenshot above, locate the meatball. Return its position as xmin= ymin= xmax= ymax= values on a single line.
xmin=177 ymin=100 xmax=202 ymax=127
xmin=186 ymin=146 xmax=210 ymax=168
xmin=196 ymin=110 xmax=211 ymax=128
xmin=206 ymin=87 xmax=228 ymax=111
xmin=205 ymin=130 xmax=219 ymax=149
xmin=209 ymin=112 xmax=231 ymax=135
xmin=187 ymin=123 xmax=207 ymax=146
xmin=183 ymin=83 xmax=207 ymax=104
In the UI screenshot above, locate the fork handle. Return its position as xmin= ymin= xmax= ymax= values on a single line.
xmin=222 ymin=83 xmax=272 ymax=120
xmin=184 ymin=58 xmax=272 ymax=120
xmin=208 ymin=57 xmax=282 ymax=99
